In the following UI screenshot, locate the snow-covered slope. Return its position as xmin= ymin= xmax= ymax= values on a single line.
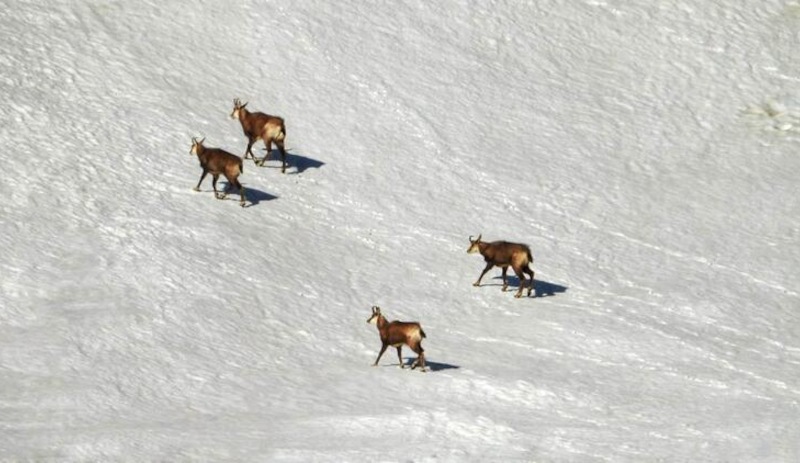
xmin=2 ymin=0 xmax=798 ymax=461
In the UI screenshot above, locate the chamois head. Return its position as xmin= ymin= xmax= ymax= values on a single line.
xmin=190 ymin=137 xmax=206 ymax=155
xmin=230 ymin=98 xmax=248 ymax=120
xmin=366 ymin=306 xmax=382 ymax=324
xmin=467 ymin=234 xmax=482 ymax=254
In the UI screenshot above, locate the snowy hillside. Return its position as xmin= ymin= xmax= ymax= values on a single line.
xmin=2 ymin=0 xmax=799 ymax=461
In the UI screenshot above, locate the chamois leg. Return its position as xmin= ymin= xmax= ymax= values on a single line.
xmin=275 ymin=139 xmax=287 ymax=173
xmin=245 ymin=138 xmax=257 ymax=162
xmin=258 ymin=138 xmax=273 ymax=166
xmin=410 ymin=344 xmax=426 ymax=372
xmin=372 ymin=343 xmax=388 ymax=366
xmin=523 ymin=266 xmax=535 ymax=297
xmin=194 ymin=170 xmax=208 ymax=192
xmin=212 ymin=174 xmax=222 ymax=199
xmin=512 ymin=266 xmax=526 ymax=298
xmin=220 ymin=176 xmax=231 ymax=199
xmin=473 ymin=262 xmax=494 ymax=287
xmin=396 ymin=346 xmax=404 ymax=368
xmin=233 ymin=178 xmax=246 ymax=207
xmin=501 ymin=266 xmax=509 ymax=291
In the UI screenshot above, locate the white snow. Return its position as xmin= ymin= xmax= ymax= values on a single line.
xmin=1 ymin=0 xmax=799 ymax=461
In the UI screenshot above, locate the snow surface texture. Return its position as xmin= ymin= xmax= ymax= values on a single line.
xmin=1 ymin=0 xmax=799 ymax=461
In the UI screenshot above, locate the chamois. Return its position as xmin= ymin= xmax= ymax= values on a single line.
xmin=189 ymin=137 xmax=246 ymax=207
xmin=230 ymin=98 xmax=288 ymax=173
xmin=467 ymin=234 xmax=535 ymax=298
xmin=366 ymin=306 xmax=427 ymax=371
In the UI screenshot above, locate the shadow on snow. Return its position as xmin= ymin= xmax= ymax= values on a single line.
xmin=257 ymin=148 xmax=325 ymax=174
xmin=212 ymin=182 xmax=278 ymax=208
xmin=489 ymin=276 xmax=568 ymax=298
xmin=379 ymin=359 xmax=461 ymax=372
xmin=420 ymin=360 xmax=460 ymax=372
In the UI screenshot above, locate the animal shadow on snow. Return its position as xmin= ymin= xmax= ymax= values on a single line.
xmin=421 ymin=360 xmax=460 ymax=372
xmin=491 ymin=276 xmax=568 ymax=298
xmin=218 ymin=182 xmax=278 ymax=208
xmin=260 ymin=149 xmax=324 ymax=175
xmin=384 ymin=359 xmax=460 ymax=372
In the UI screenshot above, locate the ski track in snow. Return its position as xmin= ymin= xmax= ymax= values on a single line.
xmin=2 ymin=0 xmax=800 ymax=461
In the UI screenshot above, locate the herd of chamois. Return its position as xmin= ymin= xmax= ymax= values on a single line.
xmin=189 ymin=98 xmax=536 ymax=372
xmin=188 ymin=98 xmax=287 ymax=208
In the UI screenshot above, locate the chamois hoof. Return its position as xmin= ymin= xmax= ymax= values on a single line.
xmin=193 ymin=187 xmax=201 ymax=192
xmin=472 ymin=282 xmax=480 ymax=287
xmin=514 ymin=293 xmax=522 ymax=298
xmin=502 ymin=286 xmax=508 ymax=292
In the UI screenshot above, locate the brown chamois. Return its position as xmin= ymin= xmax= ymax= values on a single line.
xmin=189 ymin=137 xmax=246 ymax=207
xmin=230 ymin=98 xmax=288 ymax=173
xmin=366 ymin=306 xmax=427 ymax=372
xmin=467 ymin=234 xmax=535 ymax=298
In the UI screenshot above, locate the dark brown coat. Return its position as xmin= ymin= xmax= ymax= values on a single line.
xmin=190 ymin=137 xmax=246 ymax=207
xmin=231 ymin=98 xmax=287 ymax=173
xmin=467 ymin=234 xmax=534 ymax=297
xmin=366 ymin=306 xmax=427 ymax=371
